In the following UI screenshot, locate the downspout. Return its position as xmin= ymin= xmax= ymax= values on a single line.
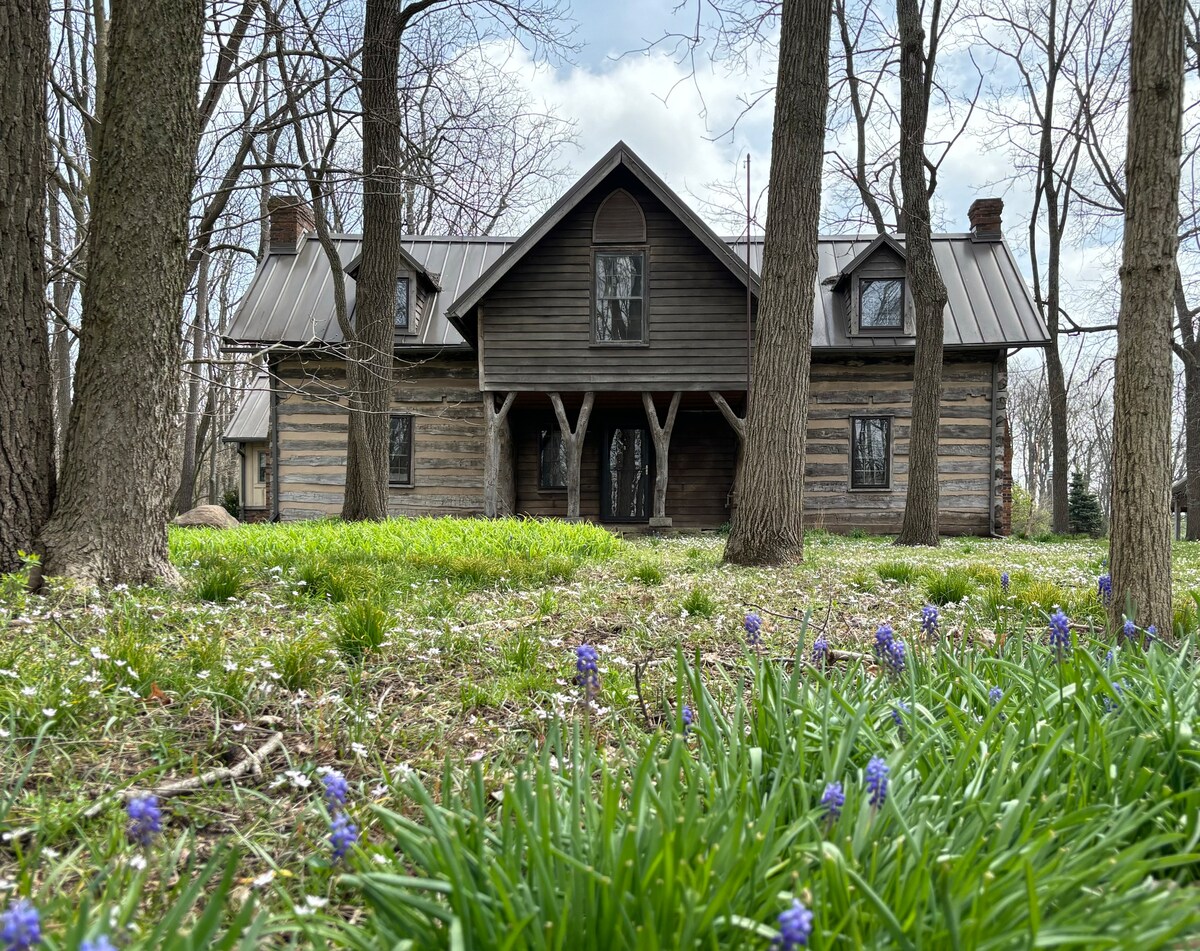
xmin=988 ymin=355 xmax=999 ymax=537
xmin=270 ymin=356 xmax=281 ymax=522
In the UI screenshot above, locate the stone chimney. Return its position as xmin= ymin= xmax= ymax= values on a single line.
xmin=968 ymin=198 xmax=1003 ymax=240
xmin=266 ymin=195 xmax=315 ymax=253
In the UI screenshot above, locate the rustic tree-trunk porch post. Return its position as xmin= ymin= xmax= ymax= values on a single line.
xmin=483 ymin=391 xmax=516 ymax=517
xmin=643 ymin=392 xmax=681 ymax=527
xmin=550 ymin=391 xmax=594 ymax=520
xmin=710 ymin=391 xmax=747 ymax=512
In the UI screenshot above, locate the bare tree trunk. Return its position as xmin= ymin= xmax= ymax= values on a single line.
xmin=38 ymin=0 xmax=203 ymax=585
xmin=0 ymin=0 xmax=56 ymax=572
xmin=723 ymin=0 xmax=830 ymax=566
xmin=483 ymin=392 xmax=516 ymax=517
xmin=1184 ymin=351 xmax=1200 ymax=539
xmin=341 ymin=0 xmax=403 ymax=521
xmin=643 ymin=391 xmax=681 ymax=524
xmin=894 ymin=0 xmax=949 ymax=547
xmin=549 ymin=392 xmax=593 ymax=520
xmin=174 ymin=253 xmax=207 ymax=514
xmin=1108 ymin=0 xmax=1184 ymax=631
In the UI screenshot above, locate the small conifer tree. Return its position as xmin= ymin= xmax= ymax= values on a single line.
xmin=1068 ymin=470 xmax=1105 ymax=537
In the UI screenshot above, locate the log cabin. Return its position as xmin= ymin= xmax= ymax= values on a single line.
xmin=222 ymin=142 xmax=1048 ymax=534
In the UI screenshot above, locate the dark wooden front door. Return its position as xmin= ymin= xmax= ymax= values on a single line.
xmin=602 ymin=427 xmax=651 ymax=521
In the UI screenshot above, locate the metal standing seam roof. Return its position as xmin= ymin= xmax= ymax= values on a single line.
xmin=224 ymin=235 xmax=515 ymax=349
xmin=729 ymin=234 xmax=1049 ymax=349
xmin=222 ymin=374 xmax=270 ymax=443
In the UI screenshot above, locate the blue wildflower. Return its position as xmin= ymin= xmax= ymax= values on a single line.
xmin=744 ymin=612 xmax=763 ymax=646
xmin=126 ymin=795 xmax=163 ymax=848
xmin=1102 ymin=680 xmax=1125 ymax=715
xmin=1097 ymin=574 xmax=1112 ymax=604
xmin=988 ymin=685 xmax=1002 ymax=706
xmin=322 ymin=770 xmax=349 ymax=810
xmin=1146 ymin=624 xmax=1157 ymax=644
xmin=329 ymin=811 xmax=358 ymax=862
xmin=873 ymin=623 xmax=895 ymax=659
xmin=865 ymin=756 xmax=889 ymax=808
xmin=772 ymin=899 xmax=813 ymax=950
xmin=80 ymin=938 xmax=117 ymax=951
xmin=1048 ymin=609 xmax=1071 ymax=660
xmin=1000 ymin=572 xmax=1010 ymax=593
xmin=1104 ymin=648 xmax=1114 ymax=667
xmin=885 ymin=637 xmax=906 ymax=677
xmin=820 ymin=781 xmax=844 ymax=821
xmin=1122 ymin=617 xmax=1137 ymax=642
xmin=681 ymin=704 xmax=693 ymax=733
xmin=575 ymin=644 xmax=600 ymax=696
xmin=891 ymin=701 xmax=910 ymax=729
xmin=811 ymin=636 xmax=829 ymax=665
xmin=920 ymin=604 xmax=939 ymax=640
xmin=0 ymin=900 xmax=40 ymax=951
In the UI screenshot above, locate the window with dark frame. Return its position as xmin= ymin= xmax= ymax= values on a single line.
xmin=851 ymin=417 xmax=891 ymax=489
xmin=594 ymin=252 xmax=645 ymax=342
xmin=388 ymin=414 xmax=413 ymax=486
xmin=538 ymin=429 xmax=567 ymax=490
xmin=602 ymin=427 xmax=651 ymax=520
xmin=859 ymin=277 xmax=904 ymax=330
xmin=394 ymin=277 xmax=411 ymax=331
xmin=256 ymin=451 xmax=267 ymax=485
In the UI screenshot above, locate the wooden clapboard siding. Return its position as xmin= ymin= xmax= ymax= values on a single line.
xmin=479 ymin=165 xmax=755 ymax=392
xmin=273 ymin=352 xmax=485 ymax=519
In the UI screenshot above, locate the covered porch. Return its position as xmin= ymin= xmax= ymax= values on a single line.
xmin=482 ymin=390 xmax=743 ymax=530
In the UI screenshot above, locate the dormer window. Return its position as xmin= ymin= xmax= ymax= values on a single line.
xmin=594 ymin=252 xmax=646 ymax=343
xmin=859 ymin=278 xmax=904 ymax=331
xmin=395 ymin=277 xmax=411 ymax=331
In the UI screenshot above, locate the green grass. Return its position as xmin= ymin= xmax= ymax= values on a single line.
xmin=4 ymin=522 xmax=1200 ymax=947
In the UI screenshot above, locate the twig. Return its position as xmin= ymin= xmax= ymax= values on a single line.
xmin=633 ymin=653 xmax=654 ymax=730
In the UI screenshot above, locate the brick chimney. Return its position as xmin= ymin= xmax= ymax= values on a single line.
xmin=968 ymin=198 xmax=1003 ymax=240
xmin=266 ymin=195 xmax=314 ymax=253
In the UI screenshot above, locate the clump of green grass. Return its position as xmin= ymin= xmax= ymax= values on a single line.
xmin=923 ymin=567 xmax=974 ymax=606
xmin=850 ymin=567 xmax=878 ymax=592
xmin=190 ymin=563 xmax=245 ymax=603
xmin=877 ymin=559 xmax=918 ymax=585
xmin=334 ymin=601 xmax=392 ymax=664
xmin=342 ymin=635 xmax=1200 ymax=948
xmin=680 ymin=586 xmax=717 ymax=618
xmin=263 ymin=628 xmax=330 ymax=691
xmin=626 ymin=561 xmax=664 ymax=585
xmin=1014 ymin=579 xmax=1071 ymax=612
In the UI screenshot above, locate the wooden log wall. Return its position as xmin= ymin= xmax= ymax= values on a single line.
xmin=272 ymin=353 xmax=485 ymax=520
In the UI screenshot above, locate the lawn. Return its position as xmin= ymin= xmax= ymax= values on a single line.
xmin=1 ymin=520 xmax=1198 ymax=948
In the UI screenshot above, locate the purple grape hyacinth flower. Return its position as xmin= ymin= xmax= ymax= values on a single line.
xmin=820 ymin=781 xmax=844 ymax=821
xmin=772 ymin=899 xmax=813 ymax=950
xmin=126 ymin=794 xmax=163 ymax=848
xmin=988 ymin=685 xmax=1002 ymax=706
xmin=1097 ymin=574 xmax=1113 ymax=604
xmin=1122 ymin=617 xmax=1137 ymax=642
xmin=1048 ymin=609 xmax=1072 ymax=660
xmin=865 ymin=756 xmax=889 ymax=808
xmin=575 ymin=644 xmax=600 ymax=697
xmin=1000 ymin=572 xmax=1010 ymax=593
xmin=891 ymin=701 xmax=910 ymax=729
xmin=80 ymin=938 xmax=117 ymax=951
xmin=681 ymin=704 xmax=693 ymax=733
xmin=873 ymin=623 xmax=895 ymax=658
xmin=811 ymin=636 xmax=830 ymax=665
xmin=329 ymin=811 xmax=358 ymax=862
xmin=744 ymin=612 xmax=763 ymax=646
xmin=1 ymin=899 xmax=40 ymax=951
xmin=920 ymin=605 xmax=939 ymax=640
xmin=874 ymin=624 xmax=906 ymax=675
xmin=322 ymin=770 xmax=349 ymax=810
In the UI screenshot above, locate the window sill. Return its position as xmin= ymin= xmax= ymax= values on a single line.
xmin=537 ymin=487 xmax=567 ymax=494
xmin=848 ymin=485 xmax=893 ymax=493
xmin=389 ymin=482 xmax=415 ymax=490
xmin=589 ymin=340 xmax=650 ymax=349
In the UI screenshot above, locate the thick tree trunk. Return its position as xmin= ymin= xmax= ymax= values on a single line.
xmin=549 ymin=392 xmax=593 ymax=520
xmin=1185 ymin=350 xmax=1200 ymax=539
xmin=341 ymin=0 xmax=403 ymax=522
xmin=723 ymin=0 xmax=830 ymax=566
xmin=643 ymin=392 xmax=681 ymax=524
xmin=1108 ymin=0 xmax=1184 ymax=631
xmin=484 ymin=392 xmax=516 ymax=517
xmin=894 ymin=0 xmax=949 ymax=547
xmin=0 ymin=0 xmax=56 ymax=572
xmin=174 ymin=254 xmax=207 ymax=514
xmin=37 ymin=0 xmax=203 ymax=585
xmin=1046 ymin=345 xmax=1071 ymax=532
